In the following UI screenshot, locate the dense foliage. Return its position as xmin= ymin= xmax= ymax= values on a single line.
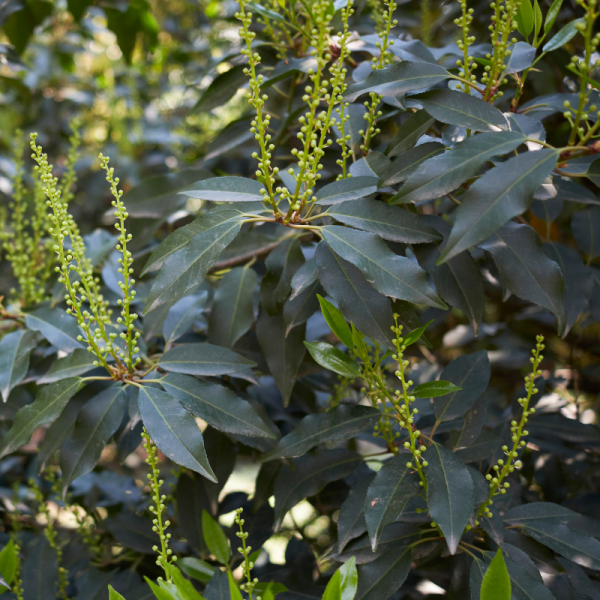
xmin=1 ymin=0 xmax=600 ymax=598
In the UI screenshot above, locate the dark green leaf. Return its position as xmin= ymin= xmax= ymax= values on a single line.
xmin=163 ymin=293 xmax=207 ymax=343
xmin=543 ymin=242 xmax=593 ymax=336
xmin=343 ymin=61 xmax=450 ymax=103
xmin=202 ymin=510 xmax=230 ymax=565
xmin=247 ymin=1 xmax=288 ymax=22
xmin=138 ymin=386 xmax=217 ymax=481
xmin=572 ymin=208 xmax=600 ymax=259
xmin=479 ymin=222 xmax=566 ymax=335
xmin=264 ymin=404 xmax=379 ymax=461
xmin=179 ymin=176 xmax=264 ymax=202
xmin=412 ymin=380 xmax=462 ymax=398
xmin=413 ymin=216 xmax=485 ymax=335
xmin=21 ymin=536 xmax=57 ymax=600
xmin=365 ymin=456 xmax=421 ymax=550
xmin=338 ymin=473 xmax=376 ymax=552
xmin=350 ymin=152 xmax=390 ymax=178
xmin=260 ymin=237 xmax=304 ymax=316
xmin=433 ymin=350 xmax=490 ymax=423
xmin=425 ymin=442 xmax=474 ymax=554
xmin=392 ymin=131 xmax=526 ymax=204
xmin=208 ymin=266 xmax=257 ymax=348
xmin=261 ymin=56 xmax=318 ymax=88
xmin=0 ymin=378 xmax=81 ymax=459
xmin=505 ymin=502 xmax=578 ymax=525
xmin=290 ymin=258 xmax=318 ymax=300
xmin=438 ymin=149 xmax=559 ymax=263
xmin=481 ymin=550 xmax=511 ymax=600
xmin=544 ymin=0 xmax=563 ymax=32
xmin=315 ymin=176 xmax=379 ymax=205
xmin=516 ymin=0 xmax=534 ymax=37
xmin=387 ymin=110 xmax=435 ymax=157
xmin=326 ymin=199 xmax=442 ymax=244
xmin=257 ymin=311 xmax=305 ymax=406
xmin=315 ymin=241 xmax=394 ymax=349
xmin=504 ymin=554 xmax=554 ymax=600
xmin=38 ymin=348 xmax=97 ymax=384
xmin=355 ymin=546 xmax=412 ymax=600
xmin=144 ymin=218 xmax=243 ymax=313
xmin=523 ymin=520 xmax=600 ymax=570
xmin=380 ymin=142 xmax=446 ymax=186
xmin=0 ymin=329 xmax=36 ymax=402
xmin=60 ymin=385 xmax=127 ymax=493
xmin=322 ymin=225 xmax=446 ymax=308
xmin=543 ymin=18 xmax=584 ymax=52
xmin=161 ymin=373 xmax=274 ymax=438
xmin=505 ymin=42 xmax=536 ymax=75
xmin=273 ymin=449 xmax=361 ymax=529
xmin=313 ymin=295 xmax=351 ymax=348
xmin=303 ymin=341 xmax=361 ymax=378
xmin=411 ymin=89 xmax=509 ymax=132
xmin=196 ymin=65 xmax=247 ymax=112
xmin=25 ymin=307 xmax=83 ymax=352
xmin=158 ymin=343 xmax=255 ymax=376
xmin=402 ymin=319 xmax=434 ymax=347
xmin=283 ymin=279 xmax=321 ymax=334
xmin=177 ymin=557 xmax=215 ymax=584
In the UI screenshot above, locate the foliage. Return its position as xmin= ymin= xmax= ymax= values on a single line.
xmin=0 ymin=0 xmax=600 ymax=597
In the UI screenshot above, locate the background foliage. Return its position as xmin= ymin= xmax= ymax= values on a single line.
xmin=0 ymin=0 xmax=600 ymax=598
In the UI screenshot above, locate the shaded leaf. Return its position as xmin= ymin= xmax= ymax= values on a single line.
xmin=0 ymin=329 xmax=36 ymax=402
xmin=283 ymin=278 xmax=321 ymax=334
xmin=365 ymin=456 xmax=421 ymax=550
xmin=387 ymin=110 xmax=436 ymax=157
xmin=209 ymin=266 xmax=257 ymax=348
xmin=572 ymin=208 xmax=600 ymax=259
xmin=303 ymin=342 xmax=361 ymax=378
xmin=543 ymin=18 xmax=584 ymax=52
xmin=273 ymin=449 xmax=361 ymax=529
xmin=264 ymin=404 xmax=379 ymax=461
xmin=21 ymin=537 xmax=57 ymax=600
xmin=392 ymin=131 xmax=525 ymax=204
xmin=0 ymin=378 xmax=81 ymax=459
xmin=38 ymin=348 xmax=97 ymax=384
xmin=343 ymin=61 xmax=450 ymax=103
xmin=504 ymin=554 xmax=555 ymax=600
xmin=180 ymin=176 xmax=264 ymax=202
xmin=479 ymin=222 xmax=566 ymax=334
xmin=161 ymin=373 xmax=274 ymax=438
xmin=380 ymin=142 xmax=446 ymax=186
xmin=438 ymin=149 xmax=559 ymax=263
xmin=158 ymin=343 xmax=256 ymax=376
xmin=316 ymin=176 xmax=379 ymax=205
xmin=412 ymin=380 xmax=462 ymax=398
xmin=338 ymin=473 xmax=376 ymax=552
xmin=163 ymin=293 xmax=207 ymax=343
xmin=504 ymin=502 xmax=578 ymax=526
xmin=60 ymin=386 xmax=127 ymax=493
xmin=196 ymin=65 xmax=247 ymax=112
xmin=25 ymin=307 xmax=83 ymax=352
xmin=355 ymin=546 xmax=412 ymax=600
xmin=425 ymin=442 xmax=474 ymax=554
xmin=290 ymin=259 xmax=318 ymax=300
xmin=138 ymin=386 xmax=217 ymax=481
xmin=504 ymin=42 xmax=536 ymax=75
xmin=322 ymin=225 xmax=445 ymax=308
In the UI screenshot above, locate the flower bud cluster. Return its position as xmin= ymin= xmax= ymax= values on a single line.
xmin=235 ymin=508 xmax=259 ymax=599
xmin=454 ymin=0 xmax=477 ymax=92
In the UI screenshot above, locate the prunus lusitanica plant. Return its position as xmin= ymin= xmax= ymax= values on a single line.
xmin=1 ymin=0 xmax=600 ymax=597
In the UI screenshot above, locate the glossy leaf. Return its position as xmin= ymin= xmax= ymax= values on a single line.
xmin=364 ymin=456 xmax=421 ymax=550
xmin=402 ymin=319 xmax=434 ymax=347
xmin=392 ymin=131 xmax=525 ymax=204
xmin=196 ymin=64 xmax=247 ymax=112
xmin=425 ymin=442 xmax=474 ymax=554
xmin=38 ymin=348 xmax=97 ymax=384
xmin=505 ymin=42 xmax=536 ymax=75
xmin=433 ymin=350 xmax=490 ymax=423
xmin=543 ymin=18 xmax=584 ymax=52
xmin=138 ymin=386 xmax=217 ymax=481
xmin=290 ymin=258 xmax=318 ymax=300
xmin=60 ymin=385 xmax=128 ymax=493
xmin=0 ymin=378 xmax=81 ymax=459
xmin=516 ymin=0 xmax=534 ymax=37
xmin=544 ymin=0 xmax=563 ymax=32
xmin=317 ymin=294 xmax=353 ymax=347
xmin=355 ymin=546 xmax=412 ymax=600
xmin=380 ymin=142 xmax=445 ymax=186
xmin=163 ymin=293 xmax=207 ymax=343
xmin=343 ymin=61 xmax=450 ymax=102
xmin=387 ymin=110 xmax=435 ymax=157
xmin=273 ymin=449 xmax=361 ymax=529
xmin=25 ymin=307 xmax=83 ymax=352
xmin=158 ymin=343 xmax=255 ymax=376
xmin=0 ymin=329 xmax=36 ymax=402
xmin=504 ymin=554 xmax=555 ymax=600
xmin=202 ymin=510 xmax=230 ymax=565
xmin=108 ymin=586 xmax=127 ymax=600
xmin=21 ymin=536 xmax=57 ymax=600
xmin=303 ymin=341 xmax=361 ymax=378
xmin=315 ymin=176 xmax=379 ymax=205
xmin=504 ymin=502 xmax=578 ymax=525
xmin=412 ymin=89 xmax=509 ymax=132
xmin=322 ymin=225 xmax=445 ymax=308
xmin=325 ymin=199 xmax=442 ymax=244
xmin=264 ymin=404 xmax=380 ymax=461
xmin=316 ymin=241 xmax=394 ymax=349
xmin=480 ymin=550 xmax=511 ymax=600
xmin=411 ymin=380 xmax=462 ymax=398
xmin=177 ymin=557 xmax=215 ymax=584
xmin=0 ymin=540 xmax=16 ymax=590
xmin=438 ymin=149 xmax=559 ymax=263
xmin=179 ymin=176 xmax=264 ymax=202
xmin=572 ymin=208 xmax=600 ymax=259
xmin=338 ymin=473 xmax=376 ymax=552
xmin=208 ymin=266 xmax=257 ymax=347
xmin=145 ymin=218 xmax=242 ymax=313
xmin=323 ymin=557 xmax=358 ymax=600
xmin=161 ymin=373 xmax=274 ymax=438
xmin=283 ymin=278 xmax=321 ymax=334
